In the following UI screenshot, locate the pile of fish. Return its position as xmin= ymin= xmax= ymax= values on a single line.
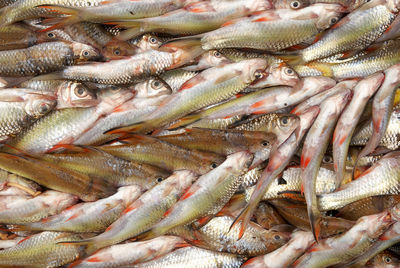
xmin=0 ymin=0 xmax=400 ymax=267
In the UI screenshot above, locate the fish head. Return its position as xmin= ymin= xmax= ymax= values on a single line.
xmin=56 ymin=81 xmax=99 ymax=109
xmin=42 ymin=191 xmax=79 ymax=214
xmin=273 ymin=0 xmax=310 ymax=9
xmin=390 ymin=203 xmax=400 ymax=221
xmin=271 ymin=113 xmax=300 ymax=144
xmin=384 ymin=63 xmax=400 ymax=87
xmin=297 ymin=76 xmax=337 ymax=97
xmin=72 ymin=42 xmax=102 ymax=62
xmin=25 ymin=93 xmax=57 ymax=119
xmin=101 ymin=41 xmax=137 ymax=60
xmin=167 ymin=170 xmax=198 ymax=192
xmin=361 ymin=211 xmax=394 ymax=239
xmin=197 ymin=50 xmax=232 ymax=69
xmin=313 ymin=4 xmax=346 ymax=30
xmin=225 ymin=151 xmax=255 ymax=175
xmin=262 ymin=228 xmax=291 ymax=251
xmin=133 ymin=77 xmax=172 ymax=98
xmin=244 ymin=0 xmax=273 ymax=12
xmin=134 ymin=34 xmax=164 ymax=52
xmin=387 ymin=0 xmax=400 ymax=13
xmin=197 ymin=153 xmax=226 ymax=175
xmin=160 ymin=39 xmax=204 ymax=70
xmin=241 ymin=58 xmax=269 ymax=85
xmin=249 ymin=132 xmax=277 ymax=168
xmin=366 ymin=251 xmax=400 ymax=268
xmin=36 ymin=29 xmax=72 ymax=43
xmin=96 ymin=86 xmax=136 ymax=111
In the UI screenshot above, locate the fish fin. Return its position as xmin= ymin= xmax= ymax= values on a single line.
xmin=104 ymin=121 xmax=149 ymax=135
xmin=6 ymin=182 xmax=40 ymax=196
xmin=47 ymin=137 xmax=75 ymax=153
xmin=175 ymin=242 xmax=192 ymax=248
xmin=110 ymin=24 xmax=144 ymax=42
xmin=160 ymin=35 xmax=203 ymax=49
xmin=304 ymin=62 xmax=334 ymax=77
xmin=277 ymin=53 xmax=304 ymax=66
xmin=136 ymin=229 xmax=158 ymax=241
xmin=309 ymin=210 xmax=321 ymax=242
xmin=46 ymin=144 xmax=88 ymax=154
xmin=2 ymin=144 xmax=36 ymax=158
xmin=178 ymin=74 xmax=206 ymax=92
xmin=166 ymin=115 xmax=201 ymax=130
xmin=36 ymin=5 xmax=82 ymax=30
xmin=229 ymin=204 xmax=255 ymax=240
xmin=184 ymin=1 xmax=216 ymax=13
xmin=278 ymin=191 xmax=305 ymax=201
xmin=193 ymin=215 xmax=213 ymax=229
xmin=31 ymin=72 xmax=63 ymax=81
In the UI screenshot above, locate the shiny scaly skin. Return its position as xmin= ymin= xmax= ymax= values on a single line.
xmin=244 ymin=166 xmax=337 ymax=201
xmin=242 ymin=231 xmax=315 ymax=268
xmin=99 ymin=135 xmax=225 ymax=175
xmin=292 ymin=212 xmax=393 ymax=268
xmin=319 ymin=152 xmax=400 ymax=210
xmin=19 ymin=79 xmax=66 ymax=91
xmin=0 ymin=0 xmax=103 ymax=27
xmin=135 ymin=246 xmax=244 ymax=268
xmin=73 ymin=236 xmax=186 ymax=268
xmin=0 ymin=190 xmax=77 ymax=224
xmin=160 ymin=69 xmax=198 ymax=93
xmin=351 ymin=106 xmax=400 ymax=150
xmin=333 ymin=73 xmax=384 ymax=185
xmin=64 ymin=22 xmax=113 ymax=48
xmin=77 ymin=170 xmax=197 ymax=253
xmin=201 ymin=4 xmax=343 ymax=51
xmin=299 ymin=0 xmax=397 ymax=63
xmin=0 ymin=42 xmax=81 ymax=76
xmin=181 ymin=216 xmax=290 ymax=256
xmin=190 ymin=115 xmax=245 ymax=130
xmin=20 ymin=185 xmax=143 ymax=232
xmin=147 ymin=151 xmax=253 ymax=237
xmin=0 ymin=231 xmax=85 ymax=268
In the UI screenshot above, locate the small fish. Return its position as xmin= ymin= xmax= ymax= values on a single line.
xmin=0 ymin=41 xmax=100 ymax=77
xmin=0 ymin=190 xmax=78 ymax=224
xmin=98 ymin=134 xmax=225 ymax=175
xmin=319 ymin=151 xmax=400 ymax=211
xmin=174 ymin=216 xmax=290 ymax=256
xmin=135 ymin=246 xmax=244 ymax=268
xmin=108 ymin=59 xmax=268 ymax=134
xmin=199 ymin=4 xmax=344 ymax=51
xmin=242 ymin=231 xmax=315 ymax=268
xmin=15 ymin=185 xmax=142 ymax=232
xmin=182 ymin=50 xmax=232 ymax=71
xmin=142 ymin=151 xmax=253 ymax=238
xmin=292 ymin=211 xmax=393 ymax=268
xmin=254 ymin=202 xmax=286 ymax=229
xmin=376 ymin=14 xmax=400 ymax=42
xmin=61 ymin=170 xmax=197 ymax=254
xmin=0 ymin=231 xmax=87 ymax=268
xmin=160 ymin=69 xmax=198 ymax=93
xmin=70 ymin=236 xmax=187 ymax=268
xmin=301 ymin=88 xmax=352 ymax=239
xmin=0 ymin=88 xmax=56 ymax=142
xmin=293 ymin=0 xmax=400 ymax=63
xmin=365 ymin=251 xmax=400 ymax=268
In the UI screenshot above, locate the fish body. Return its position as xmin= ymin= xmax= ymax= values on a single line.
xmin=254 ymin=202 xmax=286 ymax=229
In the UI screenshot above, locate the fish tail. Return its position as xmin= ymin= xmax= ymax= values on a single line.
xmin=36 ymin=5 xmax=82 ymax=30
xmin=229 ymin=203 xmax=255 ymax=240
xmin=103 ymin=21 xmax=144 ymax=42
xmin=308 ymin=205 xmax=322 ymax=242
xmin=277 ymin=53 xmax=305 ymax=66
xmin=167 ymin=115 xmax=202 ymax=130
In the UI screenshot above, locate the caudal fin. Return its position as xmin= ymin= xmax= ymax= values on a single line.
xmin=36 ymin=5 xmax=83 ymax=30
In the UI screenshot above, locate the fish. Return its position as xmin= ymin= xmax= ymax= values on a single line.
xmin=14 ymin=185 xmax=142 ymax=232
xmin=98 ymin=134 xmax=225 ymax=175
xmin=135 ymin=246 xmax=244 ymax=268
xmin=141 ymin=151 xmax=253 ymax=239
xmin=292 ymin=211 xmax=394 ymax=268
xmin=171 ymin=76 xmax=334 ymax=129
xmin=0 ymin=41 xmax=100 ymax=77
xmin=319 ymin=151 xmax=400 ymax=211
xmin=107 ymin=59 xmax=268 ymax=134
xmin=6 ymin=85 xmax=135 ymax=153
xmin=0 ymin=152 xmax=114 ymax=201
xmin=199 ymin=3 xmax=344 ymax=51
xmin=70 ymin=236 xmax=187 ymax=268
xmin=254 ymin=202 xmax=286 ymax=229
xmin=351 ymin=105 xmax=400 ymax=151
xmin=270 ymin=199 xmax=355 ymax=238
xmin=109 ymin=0 xmax=272 ymax=41
xmin=333 ymin=72 xmax=384 ymax=187
xmin=182 ymin=49 xmax=232 ymax=71
xmin=273 ymin=0 xmax=311 ymax=9
xmin=0 ymin=231 xmax=87 ymax=267
xmin=54 ymin=81 xmax=99 ymax=109
xmin=365 ymin=251 xmax=400 ymax=268
xmin=245 ymin=165 xmax=337 ymax=201
xmin=376 ymin=14 xmax=400 ymax=42
xmin=160 ymin=69 xmax=198 ymax=93
xmin=60 ymin=170 xmax=197 ymax=254
xmin=0 ymin=170 xmax=42 ymax=196
xmin=0 ymin=88 xmax=57 ymax=143
xmin=172 ymin=216 xmax=290 ymax=256
xmin=301 ymin=88 xmax=352 ymax=240
xmin=292 ymin=0 xmax=400 ymax=63
xmin=0 ymin=190 xmax=78 ymax=224
xmin=157 ymin=128 xmax=276 ymax=166
xmin=242 ymin=231 xmax=315 ymax=268
xmin=37 ymin=39 xmax=204 ymax=84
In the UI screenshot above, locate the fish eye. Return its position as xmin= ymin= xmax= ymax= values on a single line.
xmin=261 ymin=140 xmax=269 ymax=146
xmin=274 ymin=235 xmax=281 ymax=240
xmin=384 ymin=256 xmax=392 ymax=264
xmin=284 ymin=67 xmax=295 ymax=76
xmin=211 ymin=162 xmax=218 ymax=169
xmin=149 ymin=36 xmax=158 ymax=44
xmin=213 ymin=51 xmax=221 ymax=58
xmin=114 ymin=49 xmax=121 ymax=56
xmin=74 ymin=86 xmax=88 ymax=97
xmin=277 ymin=177 xmax=287 ymax=185
xmin=280 ymin=116 xmax=289 ymax=125
xmin=290 ymin=0 xmax=300 ymax=9
xmin=82 ymin=50 xmax=90 ymax=57
xmin=156 ymin=177 xmax=163 ymax=183
xmin=254 ymin=71 xmax=264 ymax=80
xmin=151 ymin=79 xmax=162 ymax=89
xmin=330 ymin=17 xmax=339 ymax=25
xmin=323 ymin=155 xmax=333 ymax=163
xmin=39 ymin=103 xmax=50 ymax=114
xmin=47 ymin=32 xmax=55 ymax=38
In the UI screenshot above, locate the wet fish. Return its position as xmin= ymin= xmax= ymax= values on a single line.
xmin=319 ymin=151 xmax=400 ymax=211
xmin=160 ymin=69 xmax=198 ymax=93
xmin=98 ymin=134 xmax=225 ymax=175
xmin=242 ymin=231 xmax=315 ymax=268
xmin=292 ymin=211 xmax=393 ymax=268
xmin=254 ymin=202 xmax=286 ymax=229
xmin=0 ymin=41 xmax=100 ymax=77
